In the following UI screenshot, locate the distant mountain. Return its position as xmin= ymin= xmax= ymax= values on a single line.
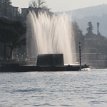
xmin=69 ymin=4 xmax=107 ymax=37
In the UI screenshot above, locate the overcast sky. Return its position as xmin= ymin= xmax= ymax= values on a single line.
xmin=11 ymin=0 xmax=107 ymax=11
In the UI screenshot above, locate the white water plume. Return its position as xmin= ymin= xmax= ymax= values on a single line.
xmin=26 ymin=11 xmax=76 ymax=64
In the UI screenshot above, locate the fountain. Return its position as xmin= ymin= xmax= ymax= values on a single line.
xmin=26 ymin=11 xmax=76 ymax=64
xmin=0 ymin=11 xmax=89 ymax=72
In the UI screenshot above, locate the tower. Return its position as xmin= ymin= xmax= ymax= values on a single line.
xmin=97 ymin=22 xmax=100 ymax=35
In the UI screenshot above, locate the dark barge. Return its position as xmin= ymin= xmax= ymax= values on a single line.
xmin=0 ymin=54 xmax=89 ymax=72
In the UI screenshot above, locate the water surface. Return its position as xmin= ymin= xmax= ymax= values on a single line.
xmin=0 ymin=69 xmax=107 ymax=107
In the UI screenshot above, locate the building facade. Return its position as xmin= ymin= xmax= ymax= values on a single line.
xmin=0 ymin=0 xmax=19 ymax=20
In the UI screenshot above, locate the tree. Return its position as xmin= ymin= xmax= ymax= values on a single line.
xmin=72 ymin=22 xmax=84 ymax=44
xmin=72 ymin=22 xmax=84 ymax=61
xmin=97 ymin=22 xmax=100 ymax=35
xmin=29 ymin=0 xmax=45 ymax=8
xmin=29 ymin=0 xmax=52 ymax=16
xmin=8 ymin=21 xmax=26 ymax=59
xmin=87 ymin=22 xmax=93 ymax=35
xmin=0 ymin=18 xmax=26 ymax=59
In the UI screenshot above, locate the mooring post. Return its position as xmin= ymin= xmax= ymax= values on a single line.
xmin=79 ymin=42 xmax=81 ymax=70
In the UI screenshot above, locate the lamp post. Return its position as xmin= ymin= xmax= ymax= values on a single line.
xmin=79 ymin=42 xmax=81 ymax=70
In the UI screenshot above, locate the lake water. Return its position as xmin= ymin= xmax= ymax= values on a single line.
xmin=0 ymin=69 xmax=107 ymax=107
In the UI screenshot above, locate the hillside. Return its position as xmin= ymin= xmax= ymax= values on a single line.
xmin=70 ymin=4 xmax=107 ymax=37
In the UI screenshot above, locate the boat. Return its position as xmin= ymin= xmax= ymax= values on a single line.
xmin=0 ymin=54 xmax=89 ymax=72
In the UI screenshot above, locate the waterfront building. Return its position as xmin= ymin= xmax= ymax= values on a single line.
xmin=0 ymin=0 xmax=19 ymax=20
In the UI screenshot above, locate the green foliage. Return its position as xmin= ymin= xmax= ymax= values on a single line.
xmin=0 ymin=18 xmax=26 ymax=59
xmin=29 ymin=0 xmax=45 ymax=8
xmin=72 ymin=22 xmax=84 ymax=51
xmin=86 ymin=21 xmax=93 ymax=34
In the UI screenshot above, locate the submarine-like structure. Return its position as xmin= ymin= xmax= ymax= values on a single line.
xmin=0 ymin=54 xmax=89 ymax=72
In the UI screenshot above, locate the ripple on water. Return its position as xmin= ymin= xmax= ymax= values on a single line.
xmin=13 ymin=88 xmax=45 ymax=93
xmin=0 ymin=70 xmax=107 ymax=107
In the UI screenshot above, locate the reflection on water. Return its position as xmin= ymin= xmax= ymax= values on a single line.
xmin=0 ymin=69 xmax=107 ymax=107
